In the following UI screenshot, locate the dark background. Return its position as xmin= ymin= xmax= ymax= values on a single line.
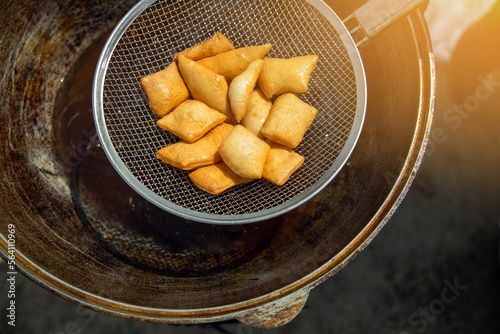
xmin=1 ymin=1 xmax=499 ymax=333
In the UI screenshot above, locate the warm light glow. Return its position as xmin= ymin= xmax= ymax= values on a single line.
xmin=425 ymin=0 xmax=497 ymax=62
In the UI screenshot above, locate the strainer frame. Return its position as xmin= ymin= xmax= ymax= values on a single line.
xmin=92 ymin=0 xmax=367 ymax=224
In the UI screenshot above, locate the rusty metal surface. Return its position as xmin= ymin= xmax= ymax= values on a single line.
xmin=236 ymin=289 xmax=310 ymax=329
xmin=0 ymin=0 xmax=434 ymax=327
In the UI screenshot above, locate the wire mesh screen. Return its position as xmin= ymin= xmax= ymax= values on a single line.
xmin=99 ymin=0 xmax=360 ymax=219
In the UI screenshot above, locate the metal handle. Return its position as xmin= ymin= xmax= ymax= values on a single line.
xmin=344 ymin=0 xmax=426 ymax=46
xmin=236 ymin=288 xmax=310 ymax=328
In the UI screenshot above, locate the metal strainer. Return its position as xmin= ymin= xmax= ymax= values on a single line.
xmin=93 ymin=0 xmax=366 ymax=224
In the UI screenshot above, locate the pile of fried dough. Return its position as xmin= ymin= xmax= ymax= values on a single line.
xmin=140 ymin=33 xmax=319 ymax=195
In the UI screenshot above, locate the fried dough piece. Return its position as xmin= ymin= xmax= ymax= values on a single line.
xmin=197 ymin=44 xmax=272 ymax=82
xmin=177 ymin=55 xmax=234 ymax=123
xmin=189 ymin=162 xmax=253 ymax=195
xmin=218 ymin=125 xmax=270 ymax=179
xmin=258 ymin=55 xmax=319 ymax=99
xmin=228 ymin=59 xmax=263 ymax=123
xmin=240 ymin=89 xmax=272 ymax=139
xmin=140 ymin=62 xmax=190 ymax=117
xmin=157 ymin=100 xmax=227 ymax=143
xmin=174 ymin=33 xmax=235 ymax=61
xmin=261 ymin=93 xmax=317 ymax=149
xmin=156 ymin=123 xmax=233 ymax=170
xmin=263 ymin=142 xmax=305 ymax=186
